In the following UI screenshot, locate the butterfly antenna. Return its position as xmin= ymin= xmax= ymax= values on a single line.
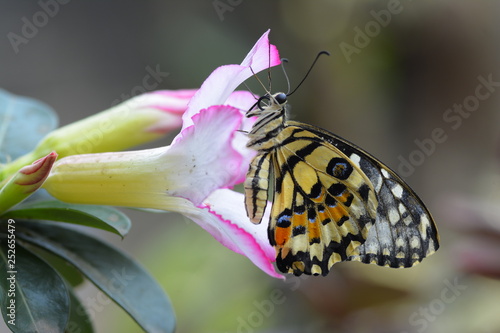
xmin=249 ymin=66 xmax=271 ymax=94
xmin=242 ymin=81 xmax=259 ymax=100
xmin=280 ymin=58 xmax=291 ymax=94
xmin=287 ymin=51 xmax=330 ymax=97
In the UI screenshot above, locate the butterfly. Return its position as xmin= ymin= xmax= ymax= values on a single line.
xmin=244 ymin=88 xmax=440 ymax=277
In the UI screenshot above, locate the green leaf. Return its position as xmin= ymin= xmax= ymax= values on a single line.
xmin=0 ymin=89 xmax=58 ymax=162
xmin=18 ymin=222 xmax=176 ymax=333
xmin=34 ymin=247 xmax=85 ymax=288
xmin=0 ymin=238 xmax=69 ymax=333
xmin=2 ymin=201 xmax=131 ymax=238
xmin=66 ymin=285 xmax=94 ymax=333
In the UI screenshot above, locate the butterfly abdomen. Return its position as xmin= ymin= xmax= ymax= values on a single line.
xmin=244 ymin=152 xmax=271 ymax=224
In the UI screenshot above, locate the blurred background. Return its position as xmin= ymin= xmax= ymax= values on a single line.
xmin=2 ymin=1 xmax=500 ymax=332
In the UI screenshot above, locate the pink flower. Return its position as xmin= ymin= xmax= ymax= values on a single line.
xmin=44 ymin=30 xmax=283 ymax=278
xmin=0 ymin=88 xmax=196 ymax=183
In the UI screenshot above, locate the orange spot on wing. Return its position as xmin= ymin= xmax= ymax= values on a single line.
xmin=308 ymin=219 xmax=321 ymax=240
xmin=274 ymin=211 xmax=309 ymax=246
xmin=337 ymin=191 xmax=350 ymax=203
xmin=292 ymin=212 xmax=307 ymax=228
xmin=327 ymin=204 xmax=349 ymax=223
xmin=274 ymin=226 xmax=290 ymax=246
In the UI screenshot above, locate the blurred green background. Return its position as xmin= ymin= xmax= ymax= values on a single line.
xmin=2 ymin=1 xmax=500 ymax=332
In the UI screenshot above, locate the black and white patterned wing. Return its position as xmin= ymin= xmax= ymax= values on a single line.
xmin=291 ymin=121 xmax=440 ymax=268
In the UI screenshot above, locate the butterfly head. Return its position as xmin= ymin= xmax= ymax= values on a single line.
xmin=268 ymin=92 xmax=288 ymax=106
xmin=245 ymin=92 xmax=288 ymax=149
xmin=246 ymin=92 xmax=288 ymax=118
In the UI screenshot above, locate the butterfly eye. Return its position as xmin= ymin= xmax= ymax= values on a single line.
xmin=274 ymin=93 xmax=287 ymax=105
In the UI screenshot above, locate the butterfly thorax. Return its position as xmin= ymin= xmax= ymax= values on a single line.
xmin=246 ymin=92 xmax=287 ymax=151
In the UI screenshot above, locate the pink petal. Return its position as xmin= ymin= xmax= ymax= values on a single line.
xmin=133 ymin=89 xmax=197 ymax=134
xmin=225 ymin=90 xmax=260 ymax=182
xmin=165 ymin=105 xmax=244 ymax=205
xmin=147 ymin=89 xmax=198 ymax=113
xmin=225 ymin=90 xmax=258 ymax=113
xmin=181 ymin=30 xmax=280 ymax=130
xmin=231 ymin=127 xmax=257 ymax=184
xmin=240 ymin=29 xmax=280 ymax=69
xmin=192 ymin=189 xmax=282 ymax=279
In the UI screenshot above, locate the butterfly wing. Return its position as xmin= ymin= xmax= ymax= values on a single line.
xmin=268 ymin=125 xmax=379 ymax=276
xmin=289 ymin=121 xmax=440 ymax=270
